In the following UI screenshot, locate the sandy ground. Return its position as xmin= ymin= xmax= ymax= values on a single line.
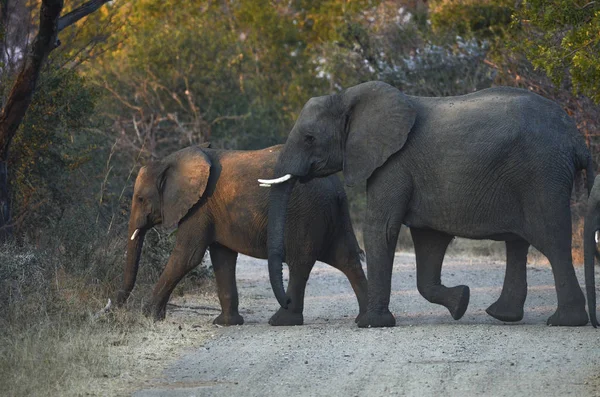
xmin=132 ymin=253 xmax=600 ymax=397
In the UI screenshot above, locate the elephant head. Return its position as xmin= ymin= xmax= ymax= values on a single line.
xmin=259 ymin=81 xmax=416 ymax=308
xmin=584 ymin=175 xmax=600 ymax=327
xmin=115 ymin=146 xmax=211 ymax=306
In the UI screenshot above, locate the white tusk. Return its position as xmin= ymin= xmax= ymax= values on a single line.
xmin=595 ymin=231 xmax=599 ymax=244
xmin=259 ymin=183 xmax=271 ymax=187
xmin=257 ymin=174 xmax=293 ymax=185
xmin=130 ymin=229 xmax=140 ymax=241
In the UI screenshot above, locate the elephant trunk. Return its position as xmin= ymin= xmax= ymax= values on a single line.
xmin=583 ymin=205 xmax=599 ymax=328
xmin=267 ymin=177 xmax=296 ymax=309
xmin=116 ymin=223 xmax=147 ymax=307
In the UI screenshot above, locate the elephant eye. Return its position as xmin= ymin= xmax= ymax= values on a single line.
xmin=137 ymin=196 xmax=144 ymax=203
xmin=304 ymin=134 xmax=315 ymax=144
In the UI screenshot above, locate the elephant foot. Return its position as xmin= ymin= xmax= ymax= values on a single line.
xmin=213 ymin=312 xmax=244 ymax=326
xmin=446 ymin=285 xmax=470 ymax=320
xmin=115 ymin=290 xmax=130 ymax=307
xmin=357 ymin=309 xmax=396 ymax=328
xmin=269 ymin=308 xmax=303 ymax=326
xmin=355 ymin=310 xmax=367 ymax=324
xmin=546 ymin=306 xmax=589 ymax=326
xmin=486 ymin=300 xmax=524 ymax=322
xmin=142 ymin=303 xmax=166 ymax=321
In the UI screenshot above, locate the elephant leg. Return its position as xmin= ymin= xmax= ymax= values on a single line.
xmin=357 ymin=201 xmax=404 ymax=328
xmin=544 ymin=249 xmax=588 ymax=326
xmin=326 ymin=248 xmax=369 ymax=323
xmin=327 ymin=253 xmax=368 ymax=323
xmin=528 ymin=209 xmax=588 ymax=326
xmin=210 ymin=243 xmax=243 ymax=326
xmin=269 ymin=261 xmax=314 ymax=326
xmin=144 ymin=221 xmax=209 ymax=321
xmin=411 ymin=228 xmax=470 ymax=320
xmin=144 ymin=243 xmax=207 ymax=321
xmin=486 ymin=239 xmax=529 ymax=322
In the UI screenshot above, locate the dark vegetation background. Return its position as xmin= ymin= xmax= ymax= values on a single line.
xmin=1 ymin=1 xmax=599 ymax=394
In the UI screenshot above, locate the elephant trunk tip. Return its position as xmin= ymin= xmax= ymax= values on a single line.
xmin=276 ymin=294 xmax=291 ymax=310
xmin=93 ymin=299 xmax=112 ymax=320
xmin=268 ymin=255 xmax=290 ymax=310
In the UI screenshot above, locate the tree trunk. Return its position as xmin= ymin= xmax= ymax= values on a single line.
xmin=0 ymin=0 xmax=111 ymax=240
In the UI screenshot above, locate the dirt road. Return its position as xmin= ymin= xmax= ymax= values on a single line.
xmin=134 ymin=253 xmax=600 ymax=397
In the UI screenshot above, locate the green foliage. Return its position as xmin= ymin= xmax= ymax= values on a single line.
xmin=514 ymin=0 xmax=600 ymax=102
xmin=81 ymin=0 xmax=389 ymax=156
xmin=10 ymin=66 xmax=102 ymax=232
xmin=315 ymin=3 xmax=494 ymax=97
xmin=430 ymin=0 xmax=600 ymax=103
xmin=429 ymin=0 xmax=514 ymax=39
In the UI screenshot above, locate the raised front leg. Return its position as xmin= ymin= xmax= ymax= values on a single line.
xmin=269 ymin=261 xmax=315 ymax=326
xmin=486 ymin=239 xmax=529 ymax=322
xmin=411 ymin=228 xmax=470 ymax=320
xmin=210 ymin=243 xmax=243 ymax=326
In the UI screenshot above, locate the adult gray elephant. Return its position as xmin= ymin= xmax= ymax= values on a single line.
xmin=116 ymin=144 xmax=367 ymax=326
xmin=260 ymin=81 xmax=597 ymax=328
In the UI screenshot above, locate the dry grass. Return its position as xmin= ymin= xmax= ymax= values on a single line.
xmin=0 ymin=232 xmax=213 ymax=397
xmin=0 ymin=305 xmax=213 ymax=396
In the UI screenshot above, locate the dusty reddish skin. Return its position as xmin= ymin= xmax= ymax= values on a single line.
xmin=117 ymin=144 xmax=367 ymax=326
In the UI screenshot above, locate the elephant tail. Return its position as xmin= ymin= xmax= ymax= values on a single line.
xmin=571 ymin=132 xmax=594 ymax=194
xmin=586 ymin=157 xmax=595 ymax=195
xmin=582 ymin=149 xmax=598 ymax=263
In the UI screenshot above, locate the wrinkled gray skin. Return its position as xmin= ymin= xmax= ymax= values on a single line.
xmin=116 ymin=144 xmax=367 ymax=326
xmin=266 ymin=81 xmax=597 ymax=327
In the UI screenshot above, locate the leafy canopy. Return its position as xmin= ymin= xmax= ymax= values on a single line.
xmin=515 ymin=0 xmax=600 ymax=102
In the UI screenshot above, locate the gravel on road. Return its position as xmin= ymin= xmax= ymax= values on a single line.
xmin=134 ymin=253 xmax=600 ymax=397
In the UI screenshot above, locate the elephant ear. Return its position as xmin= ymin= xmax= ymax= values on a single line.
xmin=159 ymin=147 xmax=211 ymax=229
xmin=342 ymin=81 xmax=416 ymax=186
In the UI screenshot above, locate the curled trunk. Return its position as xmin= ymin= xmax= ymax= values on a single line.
xmin=583 ymin=207 xmax=598 ymax=328
xmin=267 ymin=178 xmax=296 ymax=309
xmin=116 ymin=226 xmax=146 ymax=306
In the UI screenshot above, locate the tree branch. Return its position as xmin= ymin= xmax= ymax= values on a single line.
xmin=57 ymin=0 xmax=111 ymax=32
xmin=574 ymin=1 xmax=596 ymax=11
xmin=211 ymin=113 xmax=251 ymax=125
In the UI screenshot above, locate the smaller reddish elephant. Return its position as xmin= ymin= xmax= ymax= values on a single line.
xmin=115 ymin=144 xmax=367 ymax=326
